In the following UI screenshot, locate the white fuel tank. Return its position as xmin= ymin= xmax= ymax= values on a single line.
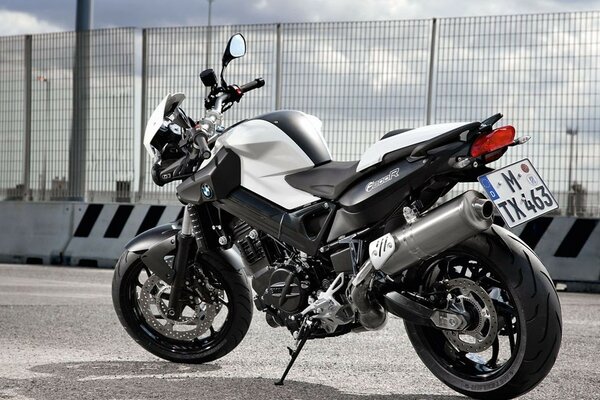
xmin=219 ymin=111 xmax=332 ymax=210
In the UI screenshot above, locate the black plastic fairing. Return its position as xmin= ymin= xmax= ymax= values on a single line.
xmin=285 ymin=160 xmax=360 ymax=200
xmin=217 ymin=188 xmax=336 ymax=255
xmin=326 ymin=142 xmax=471 ymax=241
xmin=337 ymin=158 xmax=426 ymax=212
xmin=409 ymin=122 xmax=479 ymax=159
xmin=218 ymin=189 xmax=283 ymax=238
xmin=176 ymin=148 xmax=240 ymax=204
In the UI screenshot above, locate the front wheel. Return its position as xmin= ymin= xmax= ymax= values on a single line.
xmin=404 ymin=225 xmax=562 ymax=399
xmin=112 ymin=251 xmax=253 ymax=363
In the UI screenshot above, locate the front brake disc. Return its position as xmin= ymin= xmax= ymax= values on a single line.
xmin=138 ymin=275 xmax=222 ymax=341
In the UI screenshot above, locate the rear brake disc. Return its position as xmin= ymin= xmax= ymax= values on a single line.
xmin=442 ymin=278 xmax=498 ymax=353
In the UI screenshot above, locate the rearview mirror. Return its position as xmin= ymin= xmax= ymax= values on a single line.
xmin=222 ymin=33 xmax=246 ymax=68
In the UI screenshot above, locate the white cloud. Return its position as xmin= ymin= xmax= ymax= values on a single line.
xmin=3 ymin=0 xmax=600 ymax=33
xmin=0 ymin=9 xmax=64 ymax=36
xmin=211 ymin=0 xmax=600 ymax=25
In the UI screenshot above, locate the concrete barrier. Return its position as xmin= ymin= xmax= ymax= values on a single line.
xmin=0 ymin=202 xmax=183 ymax=268
xmin=494 ymin=216 xmax=600 ymax=283
xmin=0 ymin=202 xmax=598 ymax=285
xmin=0 ymin=202 xmax=74 ymax=265
xmin=64 ymin=203 xmax=183 ymax=267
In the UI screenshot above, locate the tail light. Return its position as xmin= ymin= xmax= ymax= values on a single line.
xmin=470 ymin=125 xmax=516 ymax=159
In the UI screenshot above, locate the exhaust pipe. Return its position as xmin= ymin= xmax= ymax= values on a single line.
xmin=369 ymin=190 xmax=493 ymax=276
xmin=349 ymin=191 xmax=492 ymax=330
xmin=348 ymin=263 xmax=388 ymax=331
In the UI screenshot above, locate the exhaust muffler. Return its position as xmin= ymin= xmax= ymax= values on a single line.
xmin=369 ymin=190 xmax=493 ymax=276
xmin=349 ymin=191 xmax=493 ymax=330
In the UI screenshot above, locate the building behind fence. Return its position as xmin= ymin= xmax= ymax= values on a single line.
xmin=0 ymin=12 xmax=598 ymax=216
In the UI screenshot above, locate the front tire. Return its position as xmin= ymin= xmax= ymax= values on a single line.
xmin=112 ymin=250 xmax=253 ymax=363
xmin=404 ymin=225 xmax=562 ymax=399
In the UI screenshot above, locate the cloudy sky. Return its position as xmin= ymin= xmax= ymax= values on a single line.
xmin=1 ymin=0 xmax=600 ymax=36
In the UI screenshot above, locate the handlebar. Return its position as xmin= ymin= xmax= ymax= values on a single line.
xmin=239 ymin=78 xmax=265 ymax=93
xmin=205 ymin=77 xmax=265 ymax=111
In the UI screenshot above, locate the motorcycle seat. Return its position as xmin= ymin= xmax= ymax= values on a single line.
xmin=285 ymin=141 xmax=421 ymax=200
xmin=285 ymin=160 xmax=361 ymax=200
xmin=286 ymin=123 xmax=475 ymax=200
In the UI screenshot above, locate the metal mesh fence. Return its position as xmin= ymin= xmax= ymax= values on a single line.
xmin=435 ymin=12 xmax=600 ymax=216
xmin=281 ymin=20 xmax=432 ymax=161
xmin=0 ymin=36 xmax=26 ymax=200
xmin=30 ymin=32 xmax=75 ymax=201
xmin=28 ymin=28 xmax=135 ymax=202
xmin=85 ymin=29 xmax=136 ymax=202
xmin=0 ymin=12 xmax=598 ymax=215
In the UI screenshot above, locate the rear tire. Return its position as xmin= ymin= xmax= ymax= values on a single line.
xmin=112 ymin=251 xmax=253 ymax=363
xmin=404 ymin=225 xmax=562 ymax=399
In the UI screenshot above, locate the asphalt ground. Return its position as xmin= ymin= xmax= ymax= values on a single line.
xmin=0 ymin=263 xmax=598 ymax=400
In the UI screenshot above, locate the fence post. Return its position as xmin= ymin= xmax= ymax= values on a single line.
xmin=275 ymin=23 xmax=283 ymax=110
xmin=425 ymin=18 xmax=437 ymax=125
xmin=22 ymin=35 xmax=32 ymax=201
xmin=69 ymin=35 xmax=90 ymax=200
xmin=137 ymin=29 xmax=148 ymax=202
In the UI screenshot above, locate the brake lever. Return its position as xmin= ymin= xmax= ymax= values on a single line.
xmin=204 ymin=86 xmax=224 ymax=110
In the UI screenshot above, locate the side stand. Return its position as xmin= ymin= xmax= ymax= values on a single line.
xmin=274 ymin=320 xmax=315 ymax=386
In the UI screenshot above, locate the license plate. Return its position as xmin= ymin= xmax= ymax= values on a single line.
xmin=478 ymin=158 xmax=559 ymax=228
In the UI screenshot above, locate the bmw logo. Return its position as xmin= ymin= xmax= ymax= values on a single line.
xmin=201 ymin=184 xmax=214 ymax=199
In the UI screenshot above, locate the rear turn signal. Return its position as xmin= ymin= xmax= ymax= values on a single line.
xmin=470 ymin=125 xmax=516 ymax=158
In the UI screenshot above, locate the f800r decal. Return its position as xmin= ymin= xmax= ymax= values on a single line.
xmin=365 ymin=168 xmax=400 ymax=192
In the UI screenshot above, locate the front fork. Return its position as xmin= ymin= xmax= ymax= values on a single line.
xmin=167 ymin=205 xmax=196 ymax=319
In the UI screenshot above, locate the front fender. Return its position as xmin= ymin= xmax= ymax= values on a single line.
xmin=125 ymin=222 xmax=180 ymax=253
xmin=123 ymin=222 xmax=244 ymax=284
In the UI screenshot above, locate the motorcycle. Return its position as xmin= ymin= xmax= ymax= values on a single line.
xmin=112 ymin=33 xmax=562 ymax=399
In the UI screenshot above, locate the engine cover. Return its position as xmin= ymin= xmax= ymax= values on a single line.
xmin=262 ymin=267 xmax=309 ymax=314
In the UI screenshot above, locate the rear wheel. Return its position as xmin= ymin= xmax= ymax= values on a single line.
xmin=112 ymin=251 xmax=252 ymax=363
xmin=404 ymin=226 xmax=561 ymax=399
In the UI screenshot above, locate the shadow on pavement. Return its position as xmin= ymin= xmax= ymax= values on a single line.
xmin=0 ymin=361 xmax=466 ymax=400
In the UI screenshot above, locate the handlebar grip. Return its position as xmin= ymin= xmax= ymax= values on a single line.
xmin=193 ymin=131 xmax=212 ymax=159
xmin=240 ymin=78 xmax=265 ymax=93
